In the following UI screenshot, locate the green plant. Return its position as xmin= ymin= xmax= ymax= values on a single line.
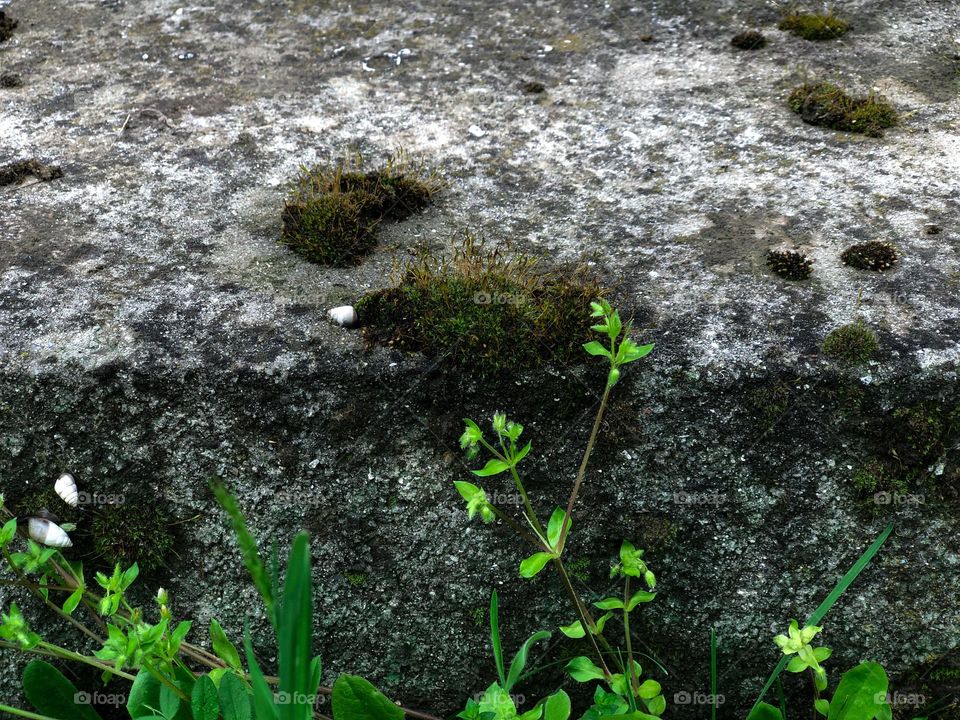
xmin=280 ymin=150 xmax=442 ymax=266
xmin=357 ymin=233 xmax=604 ymax=375
xmin=789 ymin=82 xmax=897 ymax=137
xmin=822 ymin=321 xmax=879 ymax=364
xmin=778 ymin=11 xmax=849 ymax=41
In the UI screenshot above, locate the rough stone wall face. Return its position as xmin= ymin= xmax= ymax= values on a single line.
xmin=1 ymin=0 xmax=959 ymax=715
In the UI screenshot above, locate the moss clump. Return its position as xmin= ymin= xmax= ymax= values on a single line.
xmin=731 ymin=30 xmax=767 ymax=50
xmin=778 ymin=11 xmax=849 ymax=40
xmin=356 ymin=233 xmax=605 ymax=375
xmin=840 ymin=241 xmax=900 ymax=271
xmin=0 ymin=159 xmax=63 ymax=186
xmin=343 ymin=572 xmax=367 ymax=587
xmin=788 ymin=81 xmax=897 ymax=137
xmin=280 ymin=151 xmax=442 ymax=266
xmin=89 ymin=501 xmax=175 ymax=575
xmin=821 ymin=320 xmax=879 ymax=364
xmin=766 ymin=249 xmax=813 ymax=280
xmin=0 ymin=11 xmax=17 ymax=43
xmin=0 ymin=72 xmax=22 ymax=88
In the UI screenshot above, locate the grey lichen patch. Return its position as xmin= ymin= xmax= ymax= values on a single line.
xmin=778 ymin=11 xmax=850 ymax=41
xmin=788 ymin=81 xmax=897 ymax=137
xmin=841 ymin=241 xmax=900 ymax=271
xmin=0 ymin=159 xmax=63 ymax=186
xmin=822 ymin=320 xmax=879 ymax=364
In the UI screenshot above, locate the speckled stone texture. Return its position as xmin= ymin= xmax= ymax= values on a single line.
xmin=1 ymin=0 xmax=959 ymax=716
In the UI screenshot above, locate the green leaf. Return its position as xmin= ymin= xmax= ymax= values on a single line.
xmin=278 ymin=533 xmax=313 ymax=720
xmin=191 ymin=676 xmax=220 ymax=720
xmin=644 ymin=694 xmax=666 ymax=717
xmin=513 ymin=441 xmax=532 ymax=465
xmin=566 ymin=656 xmax=606 ymax=682
xmin=331 ymin=675 xmax=404 ymax=720
xmin=621 ymin=344 xmax=654 ymax=364
xmin=473 ymin=459 xmax=511 ymax=477
xmin=583 ymin=341 xmax=612 ymax=358
xmin=63 ymin=588 xmax=84 ymax=615
xmin=22 ymin=661 xmax=104 ymax=720
xmin=159 ymin=683 xmax=181 ymax=720
xmin=505 ymin=631 xmax=550 ymax=691
xmin=243 ymin=622 xmax=280 ymax=720
xmin=219 ymin=673 xmax=252 ymax=720
xmin=0 ymin=518 xmax=16 ymax=546
xmin=543 ymin=692 xmax=571 ymax=720
xmin=637 ymin=680 xmax=661 ymax=700
xmin=519 ymin=552 xmax=554 ymax=578
xmin=121 ymin=563 xmax=140 ymax=590
xmin=593 ymin=597 xmax=625 ymax=610
xmin=490 ymin=590 xmax=506 ymax=688
xmin=625 ymin=590 xmax=656 ymax=612
xmin=746 ymin=703 xmax=783 ymax=720
xmin=127 ymin=670 xmax=162 ymax=719
xmin=210 ymin=619 xmax=243 ymax=671
xmin=827 ymin=662 xmax=888 ymax=720
xmin=815 ymin=699 xmax=830 ymax=717
xmin=546 ymin=508 xmax=567 ymax=550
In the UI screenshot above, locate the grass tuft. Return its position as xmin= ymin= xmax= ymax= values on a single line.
xmin=356 ymin=233 xmax=606 ymax=375
xmin=789 ymin=81 xmax=897 ymax=137
xmin=280 ymin=150 xmax=442 ymax=266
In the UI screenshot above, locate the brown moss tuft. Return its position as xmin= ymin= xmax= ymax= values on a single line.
xmin=280 ymin=150 xmax=442 ymax=266
xmin=766 ymin=249 xmax=813 ymax=280
xmin=356 ymin=233 xmax=606 ymax=375
xmin=840 ymin=241 xmax=900 ymax=271
xmin=778 ymin=11 xmax=849 ymax=40
xmin=788 ymin=81 xmax=897 ymax=137
xmin=0 ymin=159 xmax=63 ymax=186
xmin=0 ymin=11 xmax=17 ymax=43
xmin=731 ymin=30 xmax=767 ymax=50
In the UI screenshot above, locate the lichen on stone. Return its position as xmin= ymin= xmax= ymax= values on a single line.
xmin=356 ymin=232 xmax=605 ymax=375
xmin=778 ymin=11 xmax=850 ymax=41
xmin=788 ymin=81 xmax=897 ymax=137
xmin=766 ymin=249 xmax=813 ymax=280
xmin=821 ymin=320 xmax=879 ymax=364
xmin=280 ymin=150 xmax=442 ymax=266
xmin=840 ymin=241 xmax=900 ymax=271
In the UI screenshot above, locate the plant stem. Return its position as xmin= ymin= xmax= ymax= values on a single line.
xmin=552 ymin=557 xmax=612 ymax=679
xmin=0 ymin=704 xmax=64 ymax=720
xmin=34 ymin=641 xmax=138 ymax=682
xmin=558 ymin=382 xmax=613 ymax=552
xmin=623 ymin=578 xmax=639 ymax=697
xmin=488 ymin=506 xmax=548 ymax=550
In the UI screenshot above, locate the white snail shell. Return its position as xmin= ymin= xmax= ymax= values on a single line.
xmin=54 ymin=473 xmax=79 ymax=507
xmin=328 ymin=305 xmax=358 ymax=328
xmin=27 ymin=518 xmax=73 ymax=547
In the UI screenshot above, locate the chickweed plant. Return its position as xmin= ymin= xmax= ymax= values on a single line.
xmin=0 ymin=301 xmax=904 ymax=720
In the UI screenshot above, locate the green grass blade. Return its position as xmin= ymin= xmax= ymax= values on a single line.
xmin=490 ymin=590 xmax=506 ymax=687
xmin=776 ymin=676 xmax=788 ymax=720
xmin=243 ymin=622 xmax=279 ymax=720
xmin=710 ymin=629 xmax=717 ymax=720
xmin=211 ymin=480 xmax=276 ymax=629
xmin=278 ymin=533 xmax=313 ymax=720
xmin=750 ymin=522 xmax=894 ymax=713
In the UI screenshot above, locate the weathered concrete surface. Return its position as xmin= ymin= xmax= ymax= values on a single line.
xmin=1 ymin=0 xmax=959 ymax=716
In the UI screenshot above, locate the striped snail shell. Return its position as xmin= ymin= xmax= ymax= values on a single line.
xmin=54 ymin=473 xmax=79 ymax=507
xmin=27 ymin=517 xmax=73 ymax=547
xmin=327 ymin=305 xmax=358 ymax=328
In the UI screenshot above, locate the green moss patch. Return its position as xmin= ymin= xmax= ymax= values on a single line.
xmin=840 ymin=241 xmax=900 ymax=271
xmin=778 ymin=11 xmax=849 ymax=40
xmin=89 ymin=499 xmax=175 ymax=574
xmin=280 ymin=151 xmax=442 ymax=266
xmin=788 ymin=81 xmax=897 ymax=137
xmin=356 ymin=234 xmax=605 ymax=375
xmin=821 ymin=320 xmax=878 ymax=364
xmin=766 ymin=249 xmax=813 ymax=280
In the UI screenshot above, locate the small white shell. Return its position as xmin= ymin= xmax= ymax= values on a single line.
xmin=54 ymin=473 xmax=78 ymax=507
xmin=27 ymin=518 xmax=73 ymax=548
xmin=328 ymin=305 xmax=358 ymax=328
